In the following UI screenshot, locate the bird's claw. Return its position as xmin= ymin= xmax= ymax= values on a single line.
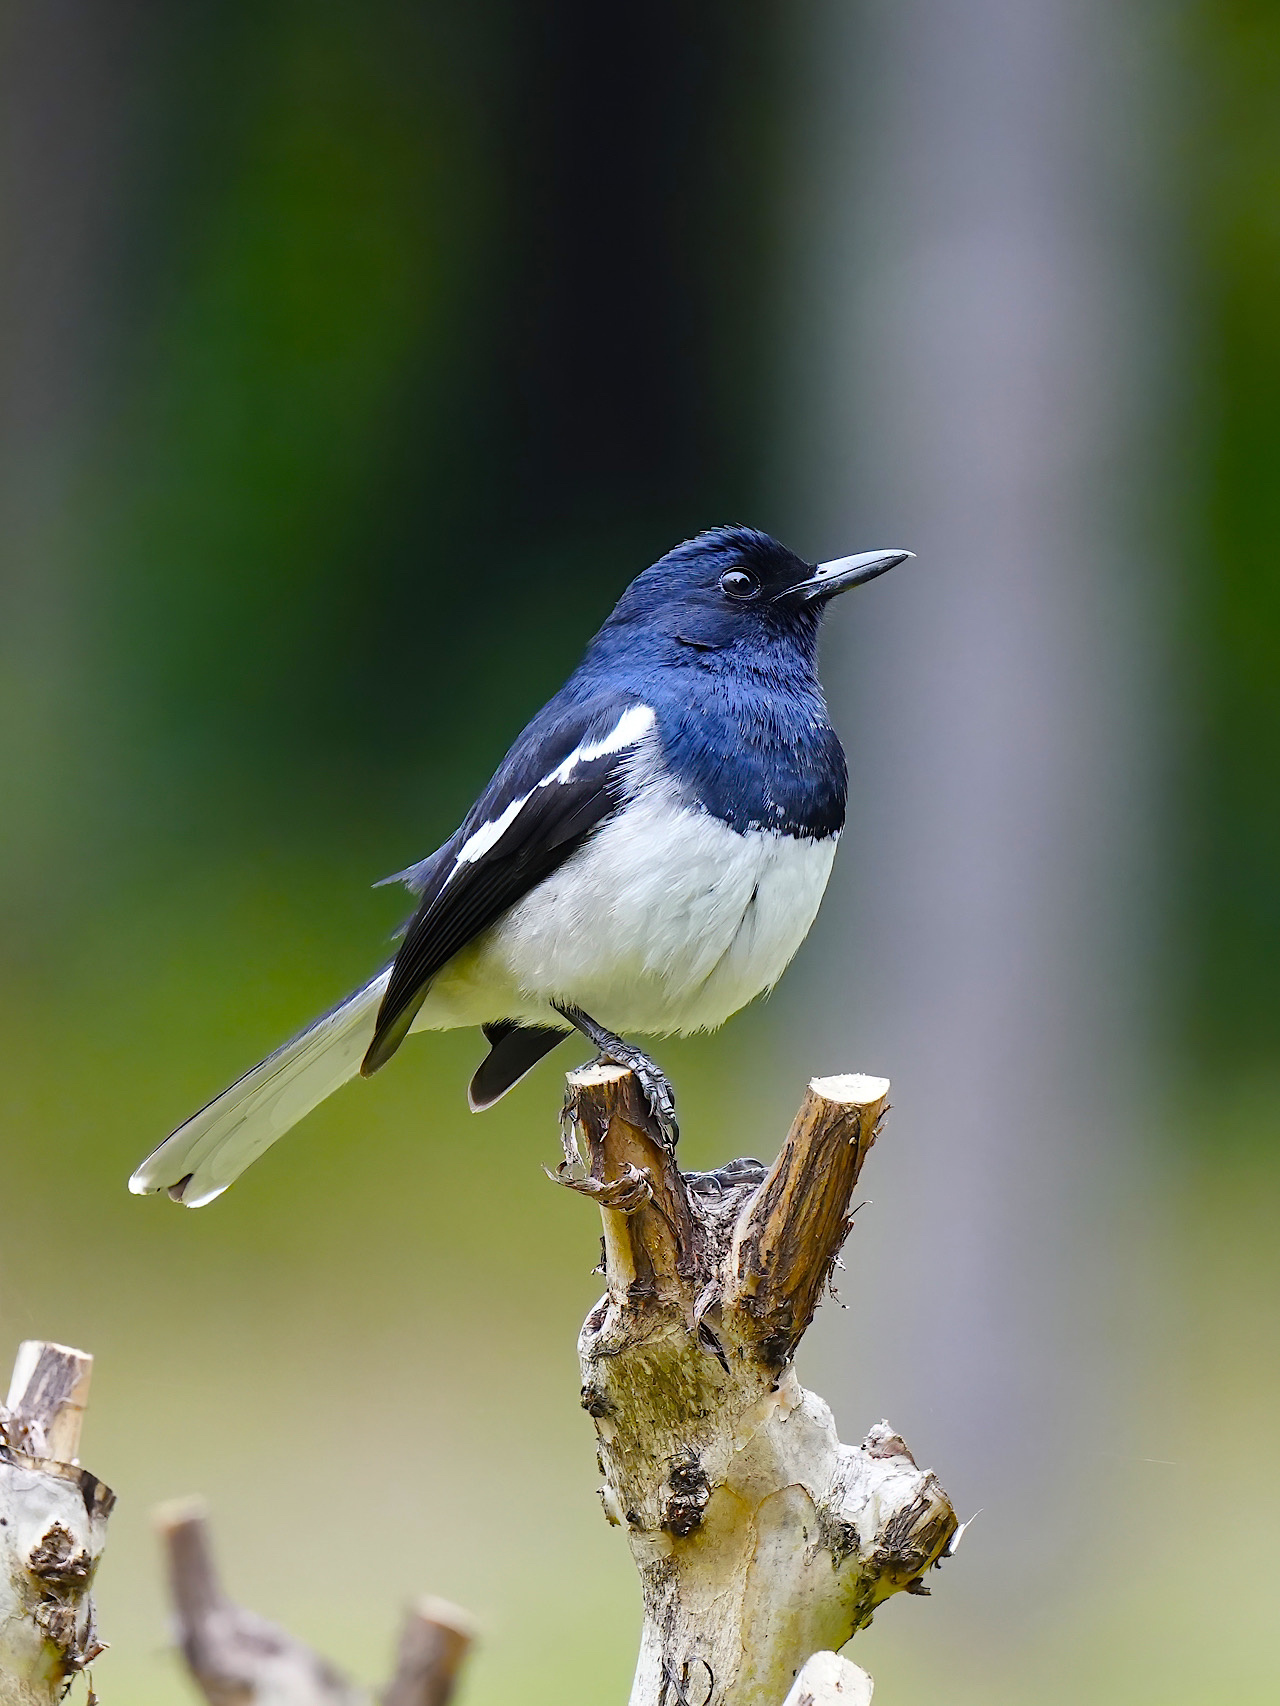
xmin=591 ymin=1045 xmax=679 ymax=1149
xmin=552 ymin=1001 xmax=680 ymax=1148
xmin=641 ymin=1070 xmax=680 ymax=1150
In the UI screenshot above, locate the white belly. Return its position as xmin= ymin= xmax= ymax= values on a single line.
xmin=412 ymin=781 xmax=838 ymax=1036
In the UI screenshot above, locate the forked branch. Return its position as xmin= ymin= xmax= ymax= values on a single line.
xmin=157 ymin=1501 xmax=475 ymax=1706
xmin=556 ymin=1066 xmax=956 ymax=1706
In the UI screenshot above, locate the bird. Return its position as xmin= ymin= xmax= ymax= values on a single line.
xmin=129 ymin=526 xmax=909 ymax=1207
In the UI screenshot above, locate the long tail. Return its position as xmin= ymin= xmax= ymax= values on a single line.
xmin=129 ymin=969 xmax=392 ymax=1208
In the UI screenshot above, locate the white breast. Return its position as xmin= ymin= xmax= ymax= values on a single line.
xmin=414 ymin=774 xmax=838 ymax=1036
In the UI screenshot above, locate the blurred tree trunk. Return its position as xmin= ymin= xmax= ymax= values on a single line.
xmin=781 ymin=0 xmax=1167 ymax=1651
xmin=0 ymin=0 xmax=150 ymax=920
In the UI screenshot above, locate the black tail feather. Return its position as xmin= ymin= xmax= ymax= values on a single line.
xmin=468 ymin=1021 xmax=568 ymax=1110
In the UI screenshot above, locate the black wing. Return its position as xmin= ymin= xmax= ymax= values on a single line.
xmin=361 ymin=696 xmax=654 ymax=1073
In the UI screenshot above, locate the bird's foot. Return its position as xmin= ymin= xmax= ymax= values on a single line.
xmin=590 ymin=1044 xmax=679 ymax=1149
xmin=553 ymin=1004 xmax=680 ymax=1148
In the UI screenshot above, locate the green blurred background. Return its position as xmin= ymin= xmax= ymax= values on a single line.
xmin=1 ymin=2 xmax=1278 ymax=1702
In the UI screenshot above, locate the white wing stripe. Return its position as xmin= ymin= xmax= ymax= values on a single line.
xmin=452 ymin=788 xmax=532 ymax=870
xmin=447 ymin=704 xmax=657 ymax=882
xmin=543 ymin=702 xmax=656 ymax=785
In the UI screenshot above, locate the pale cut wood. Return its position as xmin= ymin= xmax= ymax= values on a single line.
xmin=781 ymin=1652 xmax=874 ymax=1706
xmin=728 ymin=1077 xmax=889 ymax=1366
xmin=0 ymin=1342 xmax=112 ymax=1706
xmin=5 ymin=1343 xmax=93 ymax=1464
xmin=380 ymin=1597 xmax=476 ymax=1706
xmin=556 ymin=1064 xmax=696 ymax=1300
xmin=556 ymin=1067 xmax=955 ymax=1706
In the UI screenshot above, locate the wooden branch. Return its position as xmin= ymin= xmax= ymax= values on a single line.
xmin=728 ymin=1076 xmax=888 ymax=1367
xmin=380 ymin=1597 xmax=475 ymax=1706
xmin=0 ymin=1342 xmax=113 ymax=1706
xmin=4 ymin=1345 xmax=93 ymax=1466
xmin=555 ymin=1067 xmax=957 ymax=1706
xmin=157 ymin=1499 xmax=364 ymax=1706
xmin=781 ymin=1653 xmax=874 ymax=1706
xmin=157 ymin=1502 xmax=475 ymax=1706
xmin=557 ymin=1064 xmax=698 ymax=1301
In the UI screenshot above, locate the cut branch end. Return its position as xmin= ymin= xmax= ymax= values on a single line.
xmin=381 ymin=1597 xmax=477 ymax=1706
xmin=4 ymin=1340 xmax=94 ymax=1463
xmin=727 ymin=1075 xmax=889 ymax=1365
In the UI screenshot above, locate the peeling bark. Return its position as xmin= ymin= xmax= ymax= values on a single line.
xmin=0 ymin=1342 xmax=113 ymax=1706
xmin=556 ymin=1068 xmax=957 ymax=1706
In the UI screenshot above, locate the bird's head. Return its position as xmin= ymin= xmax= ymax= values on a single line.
xmin=600 ymin=526 xmax=911 ymax=659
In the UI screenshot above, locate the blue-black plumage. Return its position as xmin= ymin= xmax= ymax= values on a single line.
xmin=129 ymin=526 xmax=909 ymax=1205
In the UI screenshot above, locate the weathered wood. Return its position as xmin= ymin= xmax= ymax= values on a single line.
xmin=380 ymin=1597 xmax=475 ymax=1706
xmin=157 ymin=1499 xmax=363 ymax=1706
xmin=728 ymin=1076 xmax=888 ymax=1366
xmin=781 ymin=1652 xmax=874 ymax=1706
xmin=4 ymin=1344 xmax=93 ymax=1466
xmin=0 ymin=1342 xmax=113 ymax=1706
xmin=158 ymin=1502 xmax=476 ymax=1706
xmin=556 ymin=1066 xmax=957 ymax=1706
xmin=557 ymin=1064 xmax=698 ymax=1299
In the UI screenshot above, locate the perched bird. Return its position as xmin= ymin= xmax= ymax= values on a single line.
xmin=130 ymin=526 xmax=908 ymax=1207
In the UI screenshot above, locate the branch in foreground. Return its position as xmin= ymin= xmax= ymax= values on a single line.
xmin=0 ymin=1341 xmax=113 ymax=1706
xmin=381 ymin=1598 xmax=477 ymax=1706
xmin=556 ymin=1067 xmax=957 ymax=1706
xmin=781 ymin=1652 xmax=874 ymax=1706
xmin=156 ymin=1501 xmax=475 ymax=1706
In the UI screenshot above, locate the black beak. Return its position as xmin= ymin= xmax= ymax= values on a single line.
xmin=783 ymin=548 xmax=913 ymax=603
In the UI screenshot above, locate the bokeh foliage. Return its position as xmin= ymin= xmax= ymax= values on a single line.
xmin=82 ymin=0 xmax=783 ymax=848
xmin=1191 ymin=0 xmax=1280 ymax=1065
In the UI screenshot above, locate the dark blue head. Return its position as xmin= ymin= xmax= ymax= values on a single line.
xmin=597 ymin=526 xmax=910 ymax=661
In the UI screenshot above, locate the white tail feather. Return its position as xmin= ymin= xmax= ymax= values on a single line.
xmin=129 ymin=969 xmax=391 ymax=1207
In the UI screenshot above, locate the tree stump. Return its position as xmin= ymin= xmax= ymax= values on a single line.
xmin=0 ymin=1342 xmax=113 ymax=1706
xmin=555 ymin=1067 xmax=957 ymax=1706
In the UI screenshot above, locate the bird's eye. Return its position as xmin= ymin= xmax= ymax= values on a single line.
xmin=719 ymin=568 xmax=760 ymax=600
